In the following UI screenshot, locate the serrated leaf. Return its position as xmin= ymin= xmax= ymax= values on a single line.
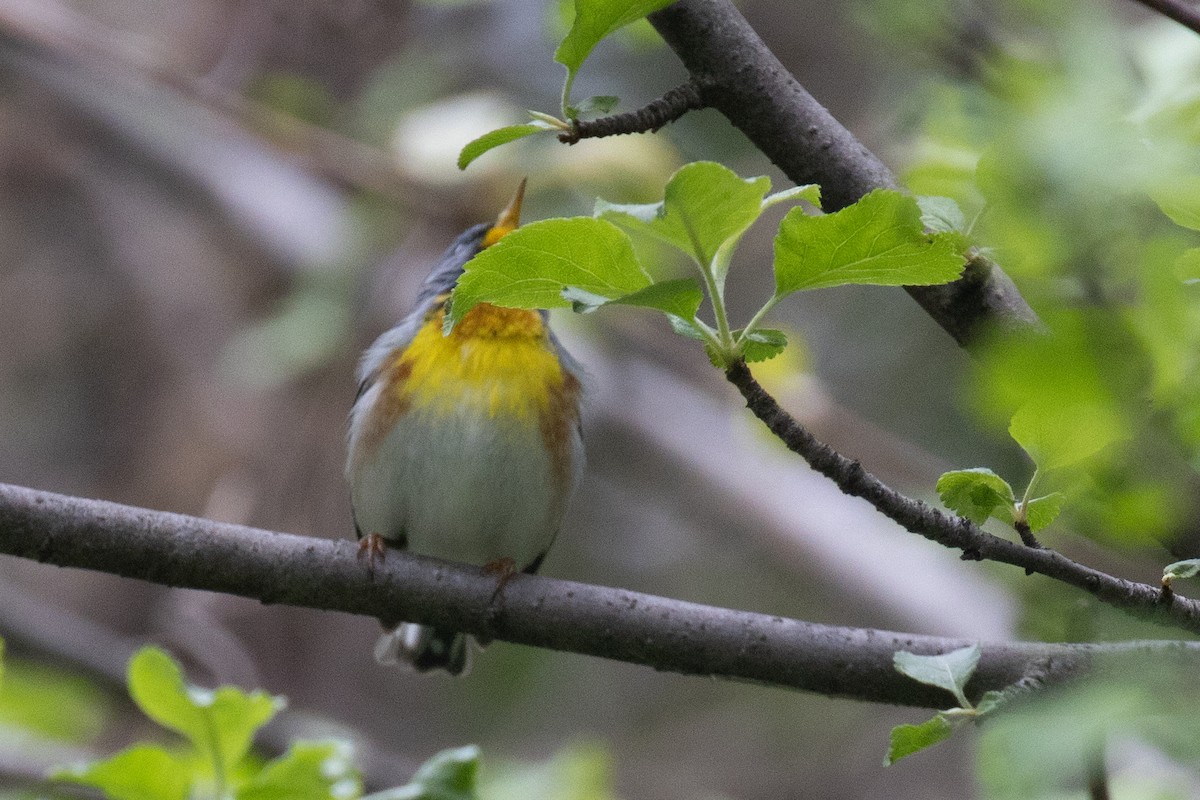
xmin=893 ymin=646 xmax=980 ymax=708
xmin=1152 ymin=175 xmax=1200 ymax=231
xmin=448 ymin=218 xmax=649 ymax=329
xmin=1164 ymin=558 xmax=1200 ymax=581
xmin=935 ymin=469 xmax=1016 ymax=525
xmin=457 ymin=122 xmax=556 ymax=170
xmin=916 ymin=195 xmax=967 ymax=234
xmin=1024 ymin=492 xmax=1066 ymax=532
xmin=238 ymin=741 xmax=361 ymax=800
xmin=54 ymin=744 xmax=190 ymax=800
xmin=738 ymin=328 xmax=788 ymax=362
xmin=596 ymin=161 xmax=772 ymax=272
xmin=773 ymin=189 xmax=966 ymax=295
xmin=884 ymin=716 xmax=954 ymax=765
xmin=568 ymin=95 xmax=620 ymax=118
xmin=563 ymin=277 xmax=703 ymax=319
xmin=128 ymin=647 xmax=283 ymax=774
xmin=762 ymin=184 xmax=822 ymax=211
xmin=1009 ymin=400 xmax=1124 ymax=472
xmin=555 ymin=0 xmax=677 ymax=79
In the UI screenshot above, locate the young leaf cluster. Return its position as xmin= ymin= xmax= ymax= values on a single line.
xmin=457 ymin=0 xmax=672 ymax=169
xmin=936 ymin=467 xmax=1064 ymax=538
xmin=885 ymin=646 xmax=1006 ymax=765
xmin=50 ymin=646 xmax=485 ymax=800
xmin=53 ymin=647 xmax=355 ymax=800
xmin=449 ymin=162 xmax=967 ymax=367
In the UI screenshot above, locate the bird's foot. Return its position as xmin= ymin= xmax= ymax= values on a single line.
xmin=483 ymin=556 xmax=518 ymax=602
xmin=357 ymin=533 xmax=387 ymax=577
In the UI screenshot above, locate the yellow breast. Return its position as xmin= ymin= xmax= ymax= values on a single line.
xmin=395 ymin=303 xmax=565 ymax=420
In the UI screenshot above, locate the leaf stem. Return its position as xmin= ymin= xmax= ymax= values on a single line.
xmin=698 ymin=261 xmax=734 ymax=356
xmin=560 ymin=71 xmax=577 ymax=120
xmin=1018 ymin=468 xmax=1041 ymax=519
xmin=738 ymin=295 xmax=781 ymax=347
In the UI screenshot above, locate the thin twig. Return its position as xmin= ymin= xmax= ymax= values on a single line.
xmin=559 ymin=81 xmax=706 ymax=144
xmin=3 ymin=482 xmax=1198 ymax=707
xmin=1127 ymin=0 xmax=1200 ymax=37
xmin=723 ymin=360 xmax=1200 ymax=634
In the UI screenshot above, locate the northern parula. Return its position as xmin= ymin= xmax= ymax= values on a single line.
xmin=345 ymin=181 xmax=585 ymax=675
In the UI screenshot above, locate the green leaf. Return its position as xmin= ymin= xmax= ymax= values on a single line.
xmin=1024 ymin=492 xmax=1066 ymax=532
xmin=567 ymin=95 xmax=619 ymax=118
xmin=1009 ymin=400 xmax=1123 ymax=472
xmin=562 ymin=277 xmax=703 ymax=319
xmin=128 ymin=647 xmax=283 ymax=774
xmin=238 ymin=741 xmax=361 ymax=800
xmin=773 ymin=189 xmax=966 ymax=295
xmin=884 ymin=716 xmax=954 ymax=765
xmin=54 ymin=744 xmax=190 ymax=800
xmin=738 ymin=328 xmax=788 ymax=362
xmin=935 ymin=469 xmax=1016 ymax=525
xmin=1164 ymin=558 xmax=1200 ymax=582
xmin=916 ymin=195 xmax=967 ymax=234
xmin=893 ymin=645 xmax=980 ymax=708
xmin=1152 ymin=175 xmax=1200 ymax=231
xmin=457 ymin=122 xmax=557 ymax=170
xmin=555 ymin=0 xmax=677 ymax=85
xmin=0 ymin=660 xmax=110 ymax=743
xmin=448 ymin=218 xmax=649 ymax=329
xmin=364 ymin=745 xmax=481 ymax=800
xmin=1175 ymin=248 xmax=1200 ymax=283
xmin=667 ymin=314 xmax=707 ymax=341
xmin=596 ymin=161 xmax=773 ymax=271
xmin=762 ymin=184 xmax=822 ymax=211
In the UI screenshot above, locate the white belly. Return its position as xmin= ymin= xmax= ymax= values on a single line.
xmin=349 ymin=397 xmax=578 ymax=569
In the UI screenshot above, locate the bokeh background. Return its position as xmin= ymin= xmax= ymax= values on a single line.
xmin=2 ymin=0 xmax=1199 ymax=797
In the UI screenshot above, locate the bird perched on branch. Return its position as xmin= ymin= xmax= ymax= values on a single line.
xmin=345 ymin=181 xmax=585 ymax=675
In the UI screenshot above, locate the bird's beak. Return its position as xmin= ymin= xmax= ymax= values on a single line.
xmin=483 ymin=178 xmax=527 ymax=247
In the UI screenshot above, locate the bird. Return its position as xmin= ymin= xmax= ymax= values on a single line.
xmin=345 ymin=181 xmax=585 ymax=675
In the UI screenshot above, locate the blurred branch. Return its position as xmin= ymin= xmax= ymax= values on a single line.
xmin=645 ymin=0 xmax=1040 ymax=347
xmin=2 ymin=482 xmax=1199 ymax=708
xmin=0 ymin=0 xmax=414 ymax=206
xmin=1128 ymin=0 xmax=1200 ymax=37
xmin=724 ymin=360 xmax=1200 ymax=633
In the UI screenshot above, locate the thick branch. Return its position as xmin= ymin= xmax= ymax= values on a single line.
xmin=2 ymin=482 xmax=1194 ymax=707
xmin=647 ymin=0 xmax=1040 ymax=346
xmin=724 ymin=360 xmax=1200 ymax=633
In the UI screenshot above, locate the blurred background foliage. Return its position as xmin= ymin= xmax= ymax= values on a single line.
xmin=1 ymin=0 xmax=1199 ymax=796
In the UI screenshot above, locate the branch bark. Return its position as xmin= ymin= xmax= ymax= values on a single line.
xmin=2 ymin=482 xmax=1198 ymax=708
xmin=646 ymin=0 xmax=1040 ymax=346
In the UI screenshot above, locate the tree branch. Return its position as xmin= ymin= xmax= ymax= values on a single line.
xmin=1127 ymin=0 xmax=1200 ymax=37
xmin=646 ymin=0 xmax=1040 ymax=346
xmin=724 ymin=360 xmax=1200 ymax=634
xmin=560 ymin=81 xmax=706 ymax=144
xmin=3 ymin=482 xmax=1196 ymax=707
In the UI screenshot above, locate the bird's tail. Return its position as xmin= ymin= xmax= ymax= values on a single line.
xmin=374 ymin=623 xmax=472 ymax=676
